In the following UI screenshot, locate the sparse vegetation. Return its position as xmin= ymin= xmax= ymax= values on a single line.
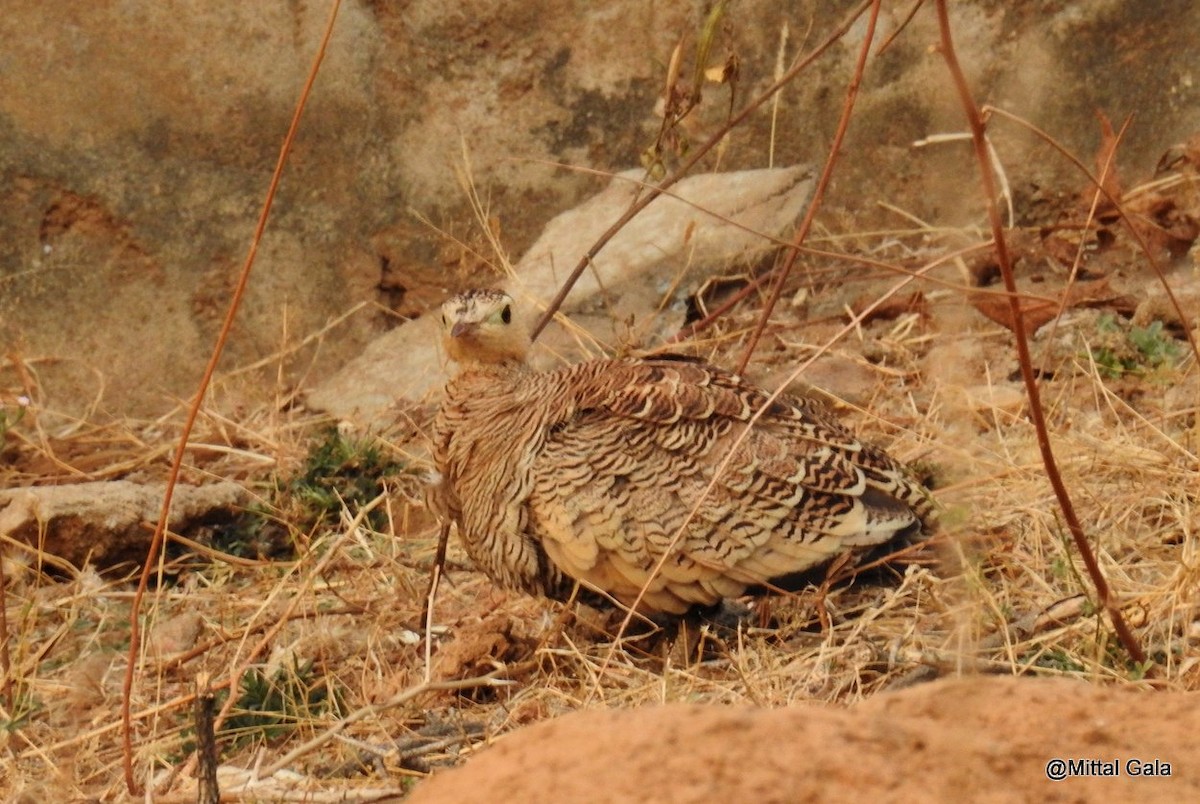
xmin=212 ymin=427 xmax=411 ymax=558
xmin=221 ymin=660 xmax=346 ymax=751
xmin=284 ymin=427 xmax=406 ymax=533
xmin=0 ymin=394 xmax=27 ymax=442
xmin=1089 ymin=314 xmax=1183 ymax=380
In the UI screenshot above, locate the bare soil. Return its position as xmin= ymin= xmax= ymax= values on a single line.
xmin=410 ymin=676 xmax=1194 ymax=803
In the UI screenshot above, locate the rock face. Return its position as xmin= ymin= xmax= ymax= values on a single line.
xmin=0 ymin=480 xmax=247 ymax=570
xmin=2 ymin=2 xmax=1198 ymax=420
xmin=304 ymin=164 xmax=815 ymax=423
xmin=408 ymin=676 xmax=1196 ymax=803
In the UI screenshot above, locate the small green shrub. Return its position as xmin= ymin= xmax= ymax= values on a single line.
xmin=1089 ymin=314 xmax=1182 ymax=379
xmin=220 ymin=659 xmax=344 ymax=750
xmin=285 ymin=427 xmax=404 ymax=532
xmin=213 ymin=426 xmax=408 ymax=558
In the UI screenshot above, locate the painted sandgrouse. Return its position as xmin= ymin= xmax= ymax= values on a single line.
xmin=430 ymin=289 xmax=933 ymax=616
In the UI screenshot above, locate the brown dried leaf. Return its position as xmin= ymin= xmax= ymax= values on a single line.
xmin=1131 ymin=195 xmax=1200 ymax=259
xmin=967 ymin=229 xmax=1043 ymax=285
xmin=1155 ymin=131 xmax=1200 ymax=175
xmin=970 ymin=277 xmax=1127 ymax=336
xmin=1041 ymin=229 xmax=1088 ymax=269
xmin=1093 ymin=110 xmax=1123 ymax=204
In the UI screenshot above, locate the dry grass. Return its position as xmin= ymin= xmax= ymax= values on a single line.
xmin=2 ymin=211 xmax=1198 ymax=801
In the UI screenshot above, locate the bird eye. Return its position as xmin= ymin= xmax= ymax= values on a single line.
xmin=501 ymin=305 xmax=512 ymax=324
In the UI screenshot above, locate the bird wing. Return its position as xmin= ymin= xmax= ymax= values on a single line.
xmin=525 ymin=357 xmax=925 ymax=614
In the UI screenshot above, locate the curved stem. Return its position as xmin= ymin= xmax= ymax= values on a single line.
xmin=120 ymin=0 xmax=345 ymax=793
xmin=529 ymin=0 xmax=875 ymax=340
xmin=934 ymin=0 xmax=1145 ymax=666
xmin=736 ymin=0 xmax=880 ymax=373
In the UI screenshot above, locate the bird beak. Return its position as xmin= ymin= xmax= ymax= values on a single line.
xmin=450 ymin=320 xmax=477 ymax=338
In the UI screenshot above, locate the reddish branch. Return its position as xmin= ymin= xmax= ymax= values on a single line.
xmin=120 ymin=1 xmax=346 ymax=794
xmin=530 ymin=0 xmax=875 ymax=340
xmin=735 ymin=0 xmax=881 ymax=373
xmin=934 ymin=0 xmax=1146 ymax=666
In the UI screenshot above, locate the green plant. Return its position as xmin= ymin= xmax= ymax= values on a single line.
xmin=1025 ymin=647 xmax=1086 ymax=673
xmin=213 ymin=427 xmax=408 ymax=557
xmin=285 ymin=426 xmax=406 ymax=532
xmin=0 ymin=395 xmax=28 ymax=441
xmin=1049 ymin=555 xmax=1071 ymax=579
xmin=1089 ymin=315 xmax=1182 ymax=379
xmin=0 ymin=692 xmax=38 ymax=733
xmin=220 ymin=659 xmax=344 ymax=750
xmin=1127 ymin=320 xmax=1181 ymax=366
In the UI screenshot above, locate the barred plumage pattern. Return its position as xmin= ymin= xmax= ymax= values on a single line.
xmin=431 ymin=289 xmax=934 ymax=615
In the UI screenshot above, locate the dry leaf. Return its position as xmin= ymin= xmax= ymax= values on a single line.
xmin=1041 ymin=229 xmax=1090 ymax=269
xmin=970 ymin=276 xmax=1129 ymax=336
xmin=1155 ymin=131 xmax=1200 ymax=175
xmin=1093 ymin=109 xmax=1124 ymax=204
xmin=1130 ymin=195 xmax=1200 ymax=259
xmin=704 ymin=53 xmax=739 ymax=84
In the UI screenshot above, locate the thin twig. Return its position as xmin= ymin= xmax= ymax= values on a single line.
xmin=736 ymin=0 xmax=881 ymax=373
xmin=876 ymin=0 xmax=926 ymax=56
xmin=933 ymin=0 xmax=1145 ymax=666
xmin=421 ymin=523 xmax=450 ymax=643
xmin=529 ymin=0 xmax=875 ymax=341
xmin=421 ymin=523 xmax=450 ymax=683
xmin=120 ymin=1 xmax=345 ymax=794
xmin=0 ymin=540 xmax=11 ymax=711
xmin=257 ymin=674 xmax=511 ymax=779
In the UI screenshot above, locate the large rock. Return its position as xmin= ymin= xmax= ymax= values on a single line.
xmin=0 ymin=480 xmax=248 ymax=570
xmin=303 ymin=164 xmax=815 ymax=425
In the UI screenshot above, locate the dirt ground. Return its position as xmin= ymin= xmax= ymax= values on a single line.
xmin=409 ymin=676 xmax=1194 ymax=803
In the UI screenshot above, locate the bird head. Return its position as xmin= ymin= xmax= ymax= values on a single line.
xmin=440 ymin=289 xmax=529 ymax=365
